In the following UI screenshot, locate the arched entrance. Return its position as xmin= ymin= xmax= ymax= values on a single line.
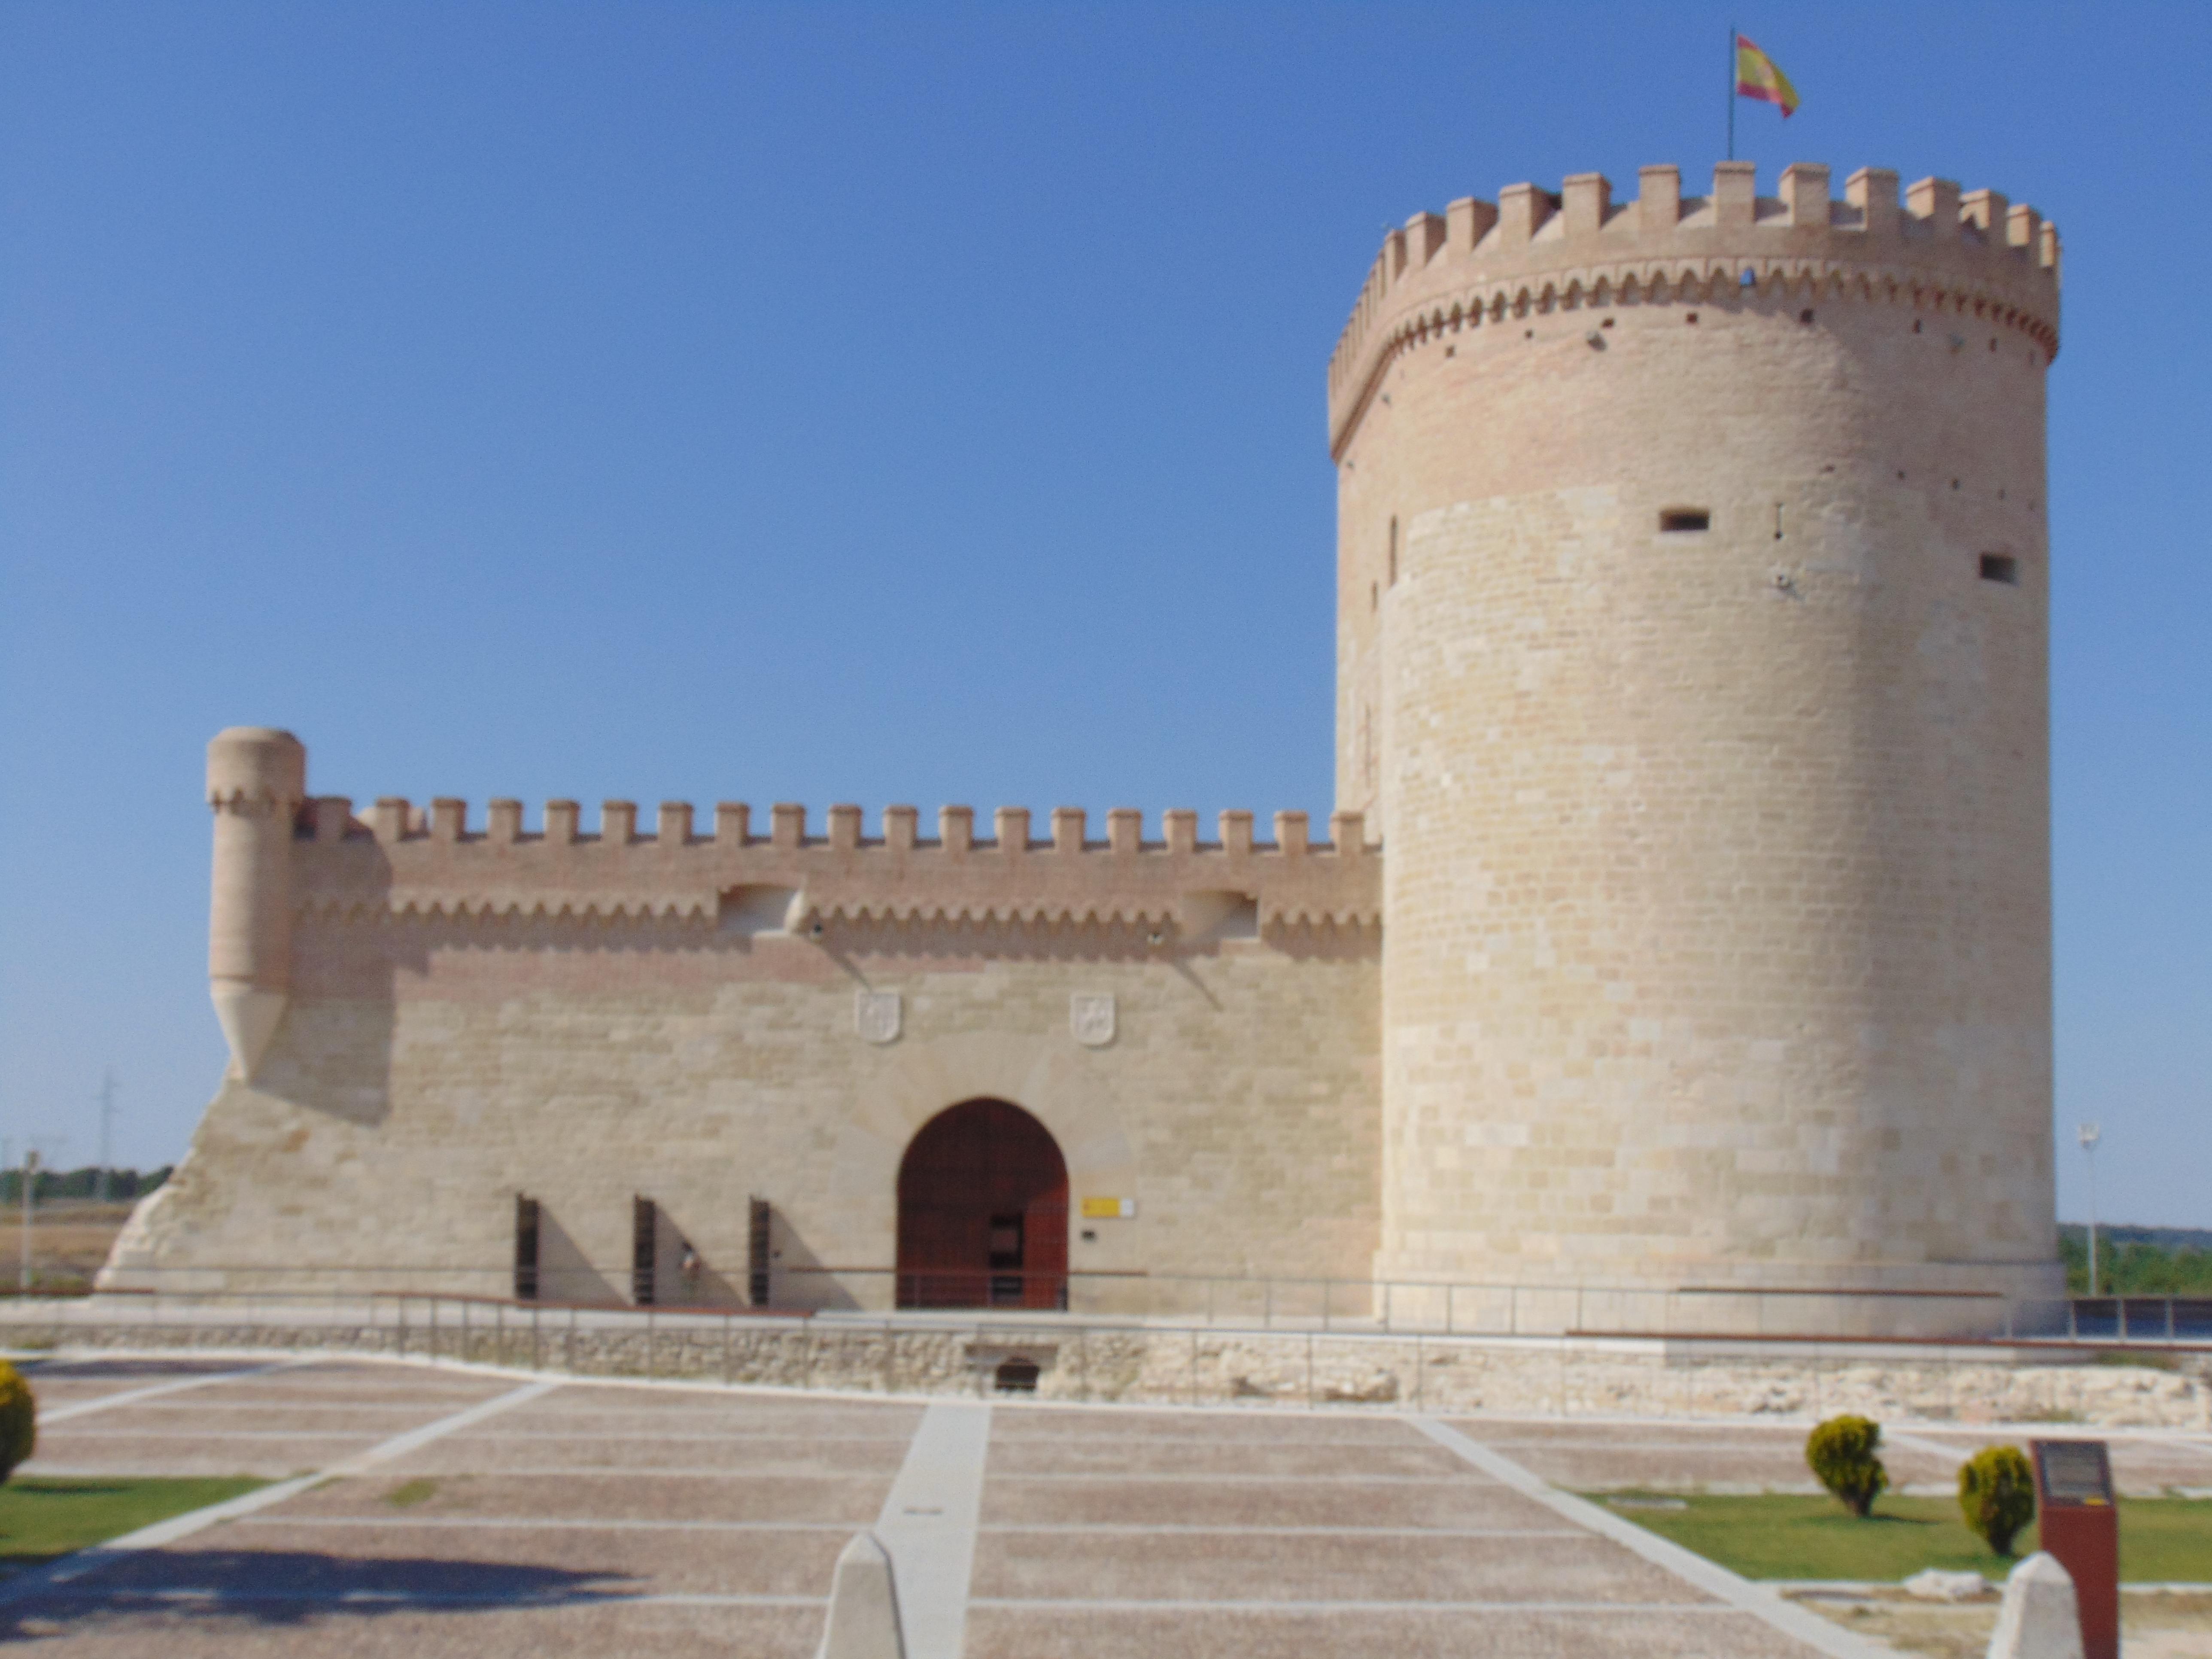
xmin=896 ymin=1098 xmax=1068 ymax=1310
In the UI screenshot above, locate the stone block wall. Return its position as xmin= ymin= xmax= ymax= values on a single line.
xmin=106 ymin=898 xmax=1381 ymax=1303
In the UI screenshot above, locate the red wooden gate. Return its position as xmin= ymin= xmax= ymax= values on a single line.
xmin=896 ymin=1099 xmax=1069 ymax=1310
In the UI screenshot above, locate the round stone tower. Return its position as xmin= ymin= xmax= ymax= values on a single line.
xmin=206 ymin=726 xmax=306 ymax=1082
xmin=1331 ymin=161 xmax=2062 ymax=1316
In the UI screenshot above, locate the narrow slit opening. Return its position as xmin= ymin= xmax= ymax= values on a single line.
xmin=1659 ymin=509 xmax=1711 ymax=534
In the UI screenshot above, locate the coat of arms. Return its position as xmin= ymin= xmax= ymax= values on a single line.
xmin=854 ymin=991 xmax=902 ymax=1044
xmin=1070 ymin=993 xmax=1115 ymax=1047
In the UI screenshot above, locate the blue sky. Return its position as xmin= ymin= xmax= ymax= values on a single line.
xmin=2 ymin=3 xmax=2205 ymax=1226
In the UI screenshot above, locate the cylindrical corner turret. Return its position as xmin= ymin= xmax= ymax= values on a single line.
xmin=1337 ymin=162 xmax=2060 ymax=1316
xmin=207 ymin=726 xmax=306 ymax=1079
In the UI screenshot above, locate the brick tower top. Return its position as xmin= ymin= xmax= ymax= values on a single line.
xmin=1327 ymin=161 xmax=2060 ymax=457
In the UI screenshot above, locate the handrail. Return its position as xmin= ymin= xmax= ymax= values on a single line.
xmin=50 ymin=1268 xmax=2212 ymax=1345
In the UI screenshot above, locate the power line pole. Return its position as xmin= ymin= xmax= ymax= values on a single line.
xmin=20 ymin=1149 xmax=37 ymax=1294
xmin=97 ymin=1071 xmax=118 ymax=1203
xmin=14 ymin=1136 xmax=68 ymax=1294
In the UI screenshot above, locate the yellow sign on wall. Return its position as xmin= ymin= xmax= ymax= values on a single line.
xmin=1080 ymin=1197 xmax=1136 ymax=1219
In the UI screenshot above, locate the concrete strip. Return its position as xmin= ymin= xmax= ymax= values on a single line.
xmin=1483 ymin=1438 xmax=1817 ymax=1453
xmin=979 ymin=1523 xmax=1589 ymax=1538
xmin=35 ymin=1358 xmax=309 ymax=1424
xmin=1878 ymin=1425 xmax=2212 ymax=1452
xmin=298 ymin=1477 xmax=893 ymax=1486
xmin=1874 ymin=1425 xmax=2197 ymax=1478
xmin=0 ymin=1376 xmax=563 ymax=1608
xmin=235 ymin=1531 xmax=871 ymax=1539
xmin=48 ymin=1428 xmax=380 ymax=1440
xmin=876 ymin=1401 xmax=990 ymax=1659
xmin=465 ymin=1429 xmax=918 ymax=1443
xmin=1759 ymin=1580 xmax=2212 ymax=1596
xmin=1884 ymin=1428 xmax=1978 ymax=1463
xmin=279 ymin=1477 xmax=898 ymax=1486
xmin=118 ymin=1398 xmax=492 ymax=1413
xmin=967 ymin=1598 xmax=1761 ymax=1613
xmin=1413 ymin=1418 xmax=1898 ymax=1659
xmin=317 ymin=1376 xmax=564 ymax=1471
xmin=986 ymin=1471 xmax=1492 ymax=1485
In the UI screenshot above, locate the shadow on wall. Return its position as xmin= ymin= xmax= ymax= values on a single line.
xmin=264 ymin=830 xmax=412 ymax=1128
xmin=523 ymin=1204 xmax=864 ymax=1312
xmin=530 ymin=1205 xmax=623 ymax=1307
xmin=650 ymin=1204 xmax=744 ymax=1309
xmin=767 ymin=1213 xmax=864 ymax=1313
xmin=243 ymin=995 xmax=399 ymax=1130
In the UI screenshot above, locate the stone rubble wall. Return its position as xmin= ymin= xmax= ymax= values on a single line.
xmin=8 ymin=1309 xmax=2205 ymax=1431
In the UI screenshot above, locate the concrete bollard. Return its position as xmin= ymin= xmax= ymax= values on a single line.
xmin=1985 ymin=1552 xmax=2084 ymax=1659
xmin=816 ymin=1531 xmax=906 ymax=1659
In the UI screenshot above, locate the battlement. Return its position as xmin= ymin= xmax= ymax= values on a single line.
xmin=1328 ymin=161 xmax=2062 ymax=455
xmin=288 ymin=798 xmax=1382 ymax=932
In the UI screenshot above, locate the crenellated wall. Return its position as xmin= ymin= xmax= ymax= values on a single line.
xmin=105 ymin=732 xmax=1382 ymax=1304
xmin=290 ymin=795 xmax=1379 ymax=930
xmin=1328 ymin=161 xmax=2059 ymax=459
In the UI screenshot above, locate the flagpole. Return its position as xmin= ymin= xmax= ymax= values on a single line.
xmin=1726 ymin=22 xmax=1735 ymax=161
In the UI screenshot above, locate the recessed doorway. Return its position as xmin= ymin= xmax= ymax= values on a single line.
xmin=896 ymin=1098 xmax=1068 ymax=1310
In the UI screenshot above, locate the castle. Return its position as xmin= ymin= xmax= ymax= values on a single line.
xmin=105 ymin=160 xmax=2066 ymax=1330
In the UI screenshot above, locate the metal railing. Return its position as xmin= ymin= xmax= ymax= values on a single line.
xmin=59 ymin=1264 xmax=2212 ymax=1344
xmin=2057 ymin=1297 xmax=2212 ymax=1343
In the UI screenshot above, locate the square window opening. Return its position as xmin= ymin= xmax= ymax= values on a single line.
xmin=1979 ymin=553 xmax=2019 ymax=585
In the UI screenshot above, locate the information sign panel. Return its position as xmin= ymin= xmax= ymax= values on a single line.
xmin=2035 ymin=1440 xmax=2114 ymax=1506
xmin=2030 ymin=1439 xmax=2118 ymax=1659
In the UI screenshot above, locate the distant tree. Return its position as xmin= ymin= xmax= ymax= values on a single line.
xmin=2059 ymin=1228 xmax=2212 ymax=1295
xmin=0 ymin=1166 xmax=172 ymax=1205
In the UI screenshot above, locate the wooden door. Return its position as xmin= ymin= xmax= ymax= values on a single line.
xmin=896 ymin=1099 xmax=1068 ymax=1310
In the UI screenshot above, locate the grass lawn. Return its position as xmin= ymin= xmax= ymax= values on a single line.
xmin=0 ymin=1477 xmax=265 ymax=1576
xmin=1594 ymin=1493 xmax=2212 ymax=1583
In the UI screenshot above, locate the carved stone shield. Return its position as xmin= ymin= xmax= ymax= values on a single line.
xmin=1070 ymin=993 xmax=1115 ymax=1047
xmin=854 ymin=991 xmax=902 ymax=1045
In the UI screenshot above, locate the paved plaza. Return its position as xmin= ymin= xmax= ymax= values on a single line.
xmin=2 ymin=1353 xmax=2207 ymax=1656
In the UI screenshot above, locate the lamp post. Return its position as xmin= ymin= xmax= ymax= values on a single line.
xmin=18 ymin=1149 xmax=37 ymax=1294
xmin=2077 ymin=1122 xmax=2102 ymax=1297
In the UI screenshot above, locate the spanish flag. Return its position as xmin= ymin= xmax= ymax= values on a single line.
xmin=1735 ymin=33 xmax=1799 ymax=117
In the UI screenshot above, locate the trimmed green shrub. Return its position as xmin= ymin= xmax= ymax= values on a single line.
xmin=1959 ymin=1444 xmax=2036 ymax=1557
xmin=1805 ymin=1414 xmax=1888 ymax=1517
xmin=0 ymin=1361 xmax=35 ymax=1482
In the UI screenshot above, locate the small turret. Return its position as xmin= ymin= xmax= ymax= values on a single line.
xmin=207 ymin=727 xmax=306 ymax=1079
